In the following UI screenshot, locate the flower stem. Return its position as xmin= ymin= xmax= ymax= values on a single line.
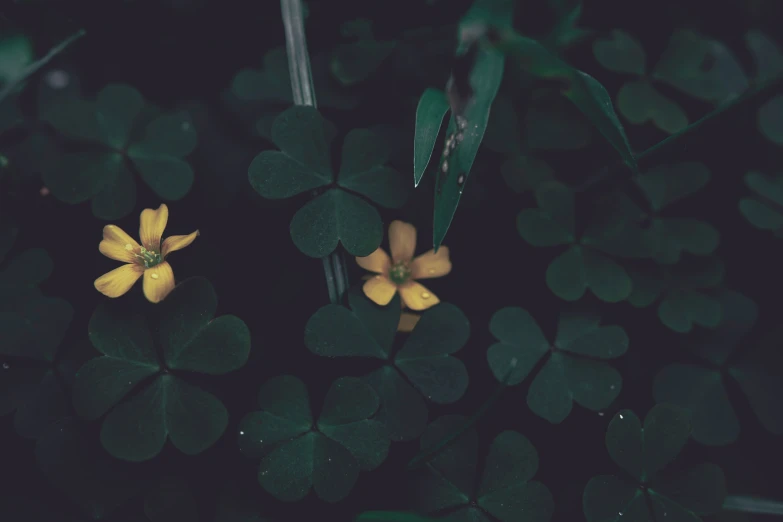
xmin=0 ymin=29 xmax=85 ymax=104
xmin=280 ymin=0 xmax=348 ymax=304
xmin=576 ymin=74 xmax=783 ymax=193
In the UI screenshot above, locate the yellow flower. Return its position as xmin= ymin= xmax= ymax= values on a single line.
xmin=356 ymin=220 xmax=452 ymax=311
xmin=94 ymin=204 xmax=199 ymax=304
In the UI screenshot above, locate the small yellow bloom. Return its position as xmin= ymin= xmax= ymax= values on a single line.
xmin=94 ymin=204 xmax=199 ymax=304
xmin=356 ymin=220 xmax=452 ymax=312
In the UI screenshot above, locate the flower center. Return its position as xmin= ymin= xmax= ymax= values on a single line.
xmin=388 ymin=261 xmax=412 ymax=285
xmin=131 ymin=245 xmax=162 ymax=268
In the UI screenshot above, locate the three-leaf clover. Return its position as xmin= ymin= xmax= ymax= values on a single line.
xmin=40 ymin=83 xmax=197 ymax=220
xmin=415 ymin=415 xmax=554 ymax=522
xmin=71 ymin=277 xmax=251 ymax=461
xmin=304 ymin=290 xmax=470 ymax=441
xmin=625 ymin=162 xmax=720 ymax=264
xmin=653 ymin=290 xmax=783 ymax=446
xmin=0 ymin=229 xmax=75 ymax=439
xmin=626 ymin=256 xmax=725 ymax=333
xmin=487 ymin=308 xmax=628 ymax=423
xmin=35 ymin=417 xmax=142 ymax=519
xmin=583 ymin=405 xmax=727 ymax=522
xmin=739 ymin=171 xmax=783 ymax=237
xmin=593 ymin=30 xmax=688 ymax=133
xmin=517 ymin=182 xmax=651 ymax=302
xmin=237 ymin=375 xmax=390 ymax=503
xmin=249 ymin=106 xmax=409 ymax=258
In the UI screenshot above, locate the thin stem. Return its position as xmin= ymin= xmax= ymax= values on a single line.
xmin=407 ymin=360 xmax=518 ymax=470
xmin=280 ymin=0 xmax=348 ymax=304
xmin=724 ymin=495 xmax=783 ymax=515
xmin=576 ymin=74 xmax=783 ymax=193
xmin=0 ymin=29 xmax=86 ymax=104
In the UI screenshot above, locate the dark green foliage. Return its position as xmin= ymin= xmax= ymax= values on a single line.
xmin=414 ymin=415 xmax=554 ymax=522
xmin=238 ymin=375 xmax=389 ymax=502
xmin=40 ymin=84 xmax=198 ymax=219
xmin=653 ymin=291 xmax=783 ymax=445
xmin=305 ymin=290 xmax=470 ymax=440
xmin=248 ymin=106 xmax=408 ymax=258
xmin=0 ymin=228 xmax=75 ymax=439
xmin=487 ymin=308 xmax=628 ymax=422
xmin=583 ymin=405 xmax=727 ymax=522
xmin=71 ymin=278 xmax=251 ymax=461
xmin=517 ymin=182 xmax=650 ymax=302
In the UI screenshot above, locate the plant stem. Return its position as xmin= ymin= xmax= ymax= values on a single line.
xmin=724 ymin=495 xmax=783 ymax=515
xmin=280 ymin=0 xmax=348 ymax=304
xmin=0 ymin=29 xmax=86 ymax=104
xmin=576 ymin=74 xmax=783 ymax=193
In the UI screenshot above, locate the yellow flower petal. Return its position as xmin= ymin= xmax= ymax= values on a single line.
xmin=398 ymin=312 xmax=421 ymax=333
xmin=388 ymin=220 xmax=416 ymax=263
xmin=399 ymin=281 xmax=439 ymax=311
xmin=94 ymin=263 xmax=144 ymax=298
xmin=143 ymin=261 xmax=176 ymax=304
xmin=362 ymin=275 xmax=398 ymax=306
xmin=139 ymin=204 xmax=169 ymax=251
xmin=162 ymin=230 xmax=199 ymax=258
xmin=411 ymin=246 xmax=452 ymax=279
xmin=356 ymin=248 xmax=391 ymax=274
xmin=99 ymin=225 xmax=141 ymax=263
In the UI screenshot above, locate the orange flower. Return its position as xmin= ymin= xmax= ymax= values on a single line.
xmin=356 ymin=220 xmax=452 ymax=311
xmin=94 ymin=204 xmax=199 ymax=303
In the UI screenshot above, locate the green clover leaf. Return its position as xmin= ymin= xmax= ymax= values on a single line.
xmin=487 ymin=308 xmax=628 ymax=423
xmin=415 ymin=415 xmax=554 ymax=522
xmin=583 ymin=405 xmax=727 ymax=522
xmin=740 ymin=171 xmax=783 ymax=236
xmin=746 ymin=30 xmax=783 ymax=82
xmin=517 ymin=182 xmax=651 ymax=302
xmin=331 ymin=19 xmax=396 ymax=86
xmin=71 ymin=277 xmax=251 ymax=462
xmin=626 ymin=256 xmax=724 ymax=333
xmin=621 ymin=162 xmax=719 ymax=264
xmin=237 ymin=375 xmax=390 ymax=503
xmin=40 ymin=83 xmax=197 ymax=220
xmin=35 ymin=417 xmax=143 ymax=519
xmin=653 ymin=290 xmax=783 ymax=446
xmin=249 ymin=106 xmax=409 ymax=258
xmin=304 ymin=289 xmax=470 ymax=441
xmin=0 ymin=235 xmax=75 ymax=439
xmin=592 ymin=30 xmax=688 ymax=134
xmin=653 ymin=29 xmax=748 ymax=105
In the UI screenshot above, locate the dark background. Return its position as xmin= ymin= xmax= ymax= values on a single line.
xmin=1 ymin=0 xmax=782 ymax=520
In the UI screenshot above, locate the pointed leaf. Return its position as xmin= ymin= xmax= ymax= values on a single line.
xmin=414 ymin=88 xmax=450 ymax=186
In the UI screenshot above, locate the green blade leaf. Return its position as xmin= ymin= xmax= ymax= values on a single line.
xmin=432 ymin=38 xmax=506 ymax=251
xmin=413 ymin=88 xmax=450 ymax=187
